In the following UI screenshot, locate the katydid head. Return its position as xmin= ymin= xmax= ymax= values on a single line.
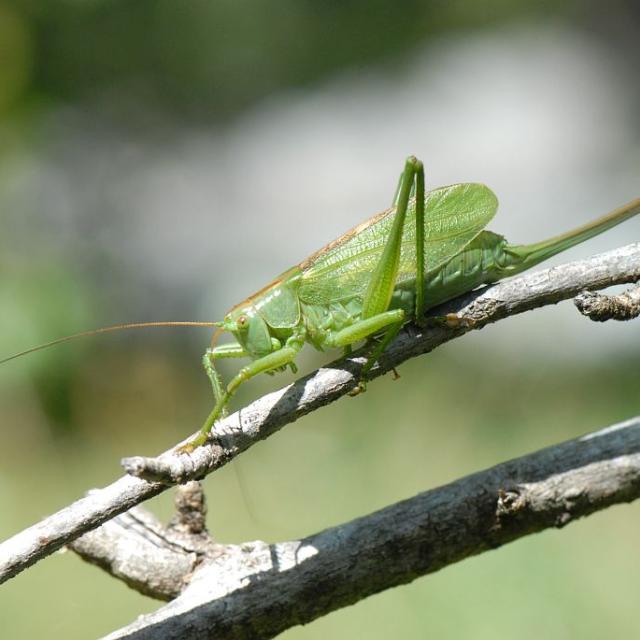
xmin=214 ymin=267 xmax=301 ymax=361
xmin=221 ymin=304 xmax=276 ymax=359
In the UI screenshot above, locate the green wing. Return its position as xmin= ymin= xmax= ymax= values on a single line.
xmin=298 ymin=183 xmax=498 ymax=305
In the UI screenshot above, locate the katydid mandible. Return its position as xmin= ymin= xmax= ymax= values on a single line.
xmin=2 ymin=157 xmax=639 ymax=452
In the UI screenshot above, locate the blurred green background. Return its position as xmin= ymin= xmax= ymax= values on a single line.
xmin=1 ymin=1 xmax=639 ymax=638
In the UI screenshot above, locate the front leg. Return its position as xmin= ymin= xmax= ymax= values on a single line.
xmin=180 ymin=340 xmax=304 ymax=452
xmin=202 ymin=341 xmax=248 ymax=418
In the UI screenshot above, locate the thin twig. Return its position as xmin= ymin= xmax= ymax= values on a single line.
xmin=1 ymin=242 xmax=639 ymax=585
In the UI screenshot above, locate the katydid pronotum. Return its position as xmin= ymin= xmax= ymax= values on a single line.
xmin=2 ymin=157 xmax=639 ymax=451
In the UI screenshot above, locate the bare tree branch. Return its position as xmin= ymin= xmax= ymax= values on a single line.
xmin=575 ymin=282 xmax=640 ymax=321
xmin=96 ymin=416 xmax=640 ymax=640
xmin=1 ymin=242 xmax=639 ymax=585
xmin=70 ymin=483 xmax=218 ymax=601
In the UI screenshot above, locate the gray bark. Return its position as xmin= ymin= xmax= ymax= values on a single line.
xmin=575 ymin=282 xmax=640 ymax=320
xmin=97 ymin=417 xmax=640 ymax=639
xmin=70 ymin=483 xmax=216 ymax=601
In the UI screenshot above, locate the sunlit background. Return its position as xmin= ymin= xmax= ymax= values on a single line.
xmin=1 ymin=2 xmax=639 ymax=638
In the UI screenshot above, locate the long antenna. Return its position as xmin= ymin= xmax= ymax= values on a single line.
xmin=0 ymin=321 xmax=220 ymax=365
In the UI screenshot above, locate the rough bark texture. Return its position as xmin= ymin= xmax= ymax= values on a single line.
xmin=98 ymin=417 xmax=640 ymax=640
xmin=575 ymin=282 xmax=640 ymax=320
xmin=70 ymin=483 xmax=217 ymax=601
xmin=0 ymin=243 xmax=639 ymax=585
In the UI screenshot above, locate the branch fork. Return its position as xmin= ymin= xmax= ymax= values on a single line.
xmin=98 ymin=417 xmax=640 ymax=639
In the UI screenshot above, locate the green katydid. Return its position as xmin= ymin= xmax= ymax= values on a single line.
xmin=2 ymin=156 xmax=639 ymax=452
xmin=185 ymin=157 xmax=638 ymax=450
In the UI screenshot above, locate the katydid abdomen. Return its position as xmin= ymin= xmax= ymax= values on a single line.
xmin=421 ymin=196 xmax=640 ymax=309
xmin=391 ymin=230 xmax=511 ymax=312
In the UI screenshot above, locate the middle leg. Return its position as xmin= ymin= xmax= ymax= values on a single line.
xmin=325 ymin=309 xmax=405 ymax=392
xmin=202 ymin=341 xmax=248 ymax=417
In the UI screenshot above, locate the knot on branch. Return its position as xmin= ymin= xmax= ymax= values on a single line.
xmin=495 ymin=486 xmax=527 ymax=520
xmin=169 ymin=482 xmax=208 ymax=536
xmin=574 ymin=284 xmax=640 ymax=322
xmin=122 ymin=440 xmax=228 ymax=484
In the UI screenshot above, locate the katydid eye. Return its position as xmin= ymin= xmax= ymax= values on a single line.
xmin=237 ymin=315 xmax=248 ymax=327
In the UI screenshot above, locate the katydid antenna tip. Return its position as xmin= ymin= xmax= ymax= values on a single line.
xmin=0 ymin=320 xmax=220 ymax=365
